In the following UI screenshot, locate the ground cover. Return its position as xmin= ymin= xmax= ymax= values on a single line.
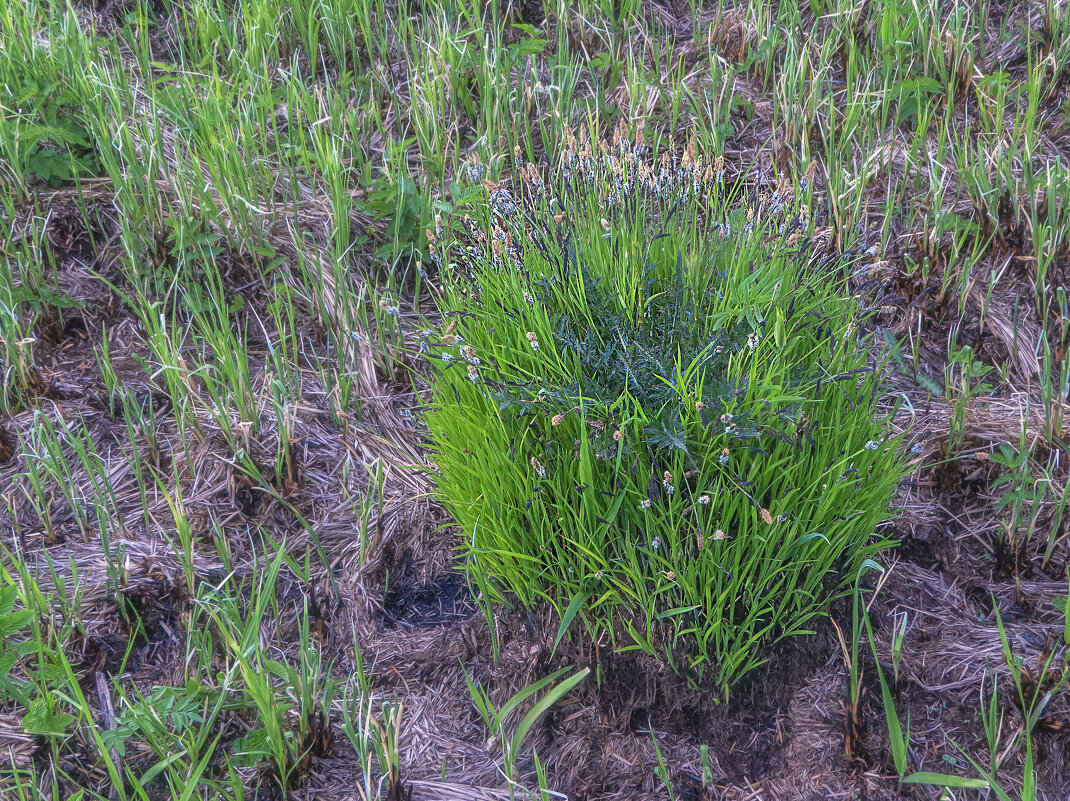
xmin=0 ymin=1 xmax=1068 ymax=799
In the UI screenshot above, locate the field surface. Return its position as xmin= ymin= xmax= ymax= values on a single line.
xmin=1 ymin=0 xmax=1069 ymax=799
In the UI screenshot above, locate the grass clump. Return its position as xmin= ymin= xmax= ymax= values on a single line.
xmin=423 ymin=125 xmax=907 ymax=693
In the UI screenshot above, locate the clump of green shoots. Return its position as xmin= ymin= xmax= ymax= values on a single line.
xmin=423 ymin=122 xmax=907 ymax=694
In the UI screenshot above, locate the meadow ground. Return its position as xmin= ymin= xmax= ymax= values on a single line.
xmin=0 ymin=0 xmax=1068 ymax=799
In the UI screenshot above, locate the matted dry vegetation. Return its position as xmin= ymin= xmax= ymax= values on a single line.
xmin=1 ymin=0 xmax=1068 ymax=799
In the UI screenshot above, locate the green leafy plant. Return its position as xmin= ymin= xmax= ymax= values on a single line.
xmin=424 ymin=129 xmax=907 ymax=693
xmin=340 ymin=644 xmax=405 ymax=801
xmin=864 ymin=606 xmax=989 ymax=791
xmin=465 ymin=665 xmax=589 ymax=791
xmin=0 ymin=574 xmax=35 ymax=706
xmin=990 ymin=432 xmax=1047 ymax=566
xmin=944 ymin=345 xmax=993 ymax=455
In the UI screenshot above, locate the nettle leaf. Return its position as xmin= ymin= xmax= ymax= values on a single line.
xmin=0 ymin=609 xmax=33 ymax=638
xmin=22 ymin=697 xmax=75 ymax=737
xmin=230 ymin=728 xmax=271 ymax=766
xmin=0 ymin=584 xmax=19 ymax=619
xmin=510 ymin=37 xmax=548 ymax=58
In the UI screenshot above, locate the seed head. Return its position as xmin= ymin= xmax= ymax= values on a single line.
xmin=761 ymin=508 xmax=773 ymax=525
xmin=551 ymin=414 xmax=564 ymax=426
xmin=613 ymin=429 xmax=623 ymax=441
xmin=713 ymin=529 xmax=726 ymax=541
xmin=719 ymin=448 xmax=730 ymax=465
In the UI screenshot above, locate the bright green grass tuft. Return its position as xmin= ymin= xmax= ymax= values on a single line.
xmin=424 ymin=130 xmax=908 ymax=693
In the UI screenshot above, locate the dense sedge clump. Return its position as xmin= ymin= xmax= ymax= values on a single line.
xmin=422 ymin=124 xmax=906 ymax=693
